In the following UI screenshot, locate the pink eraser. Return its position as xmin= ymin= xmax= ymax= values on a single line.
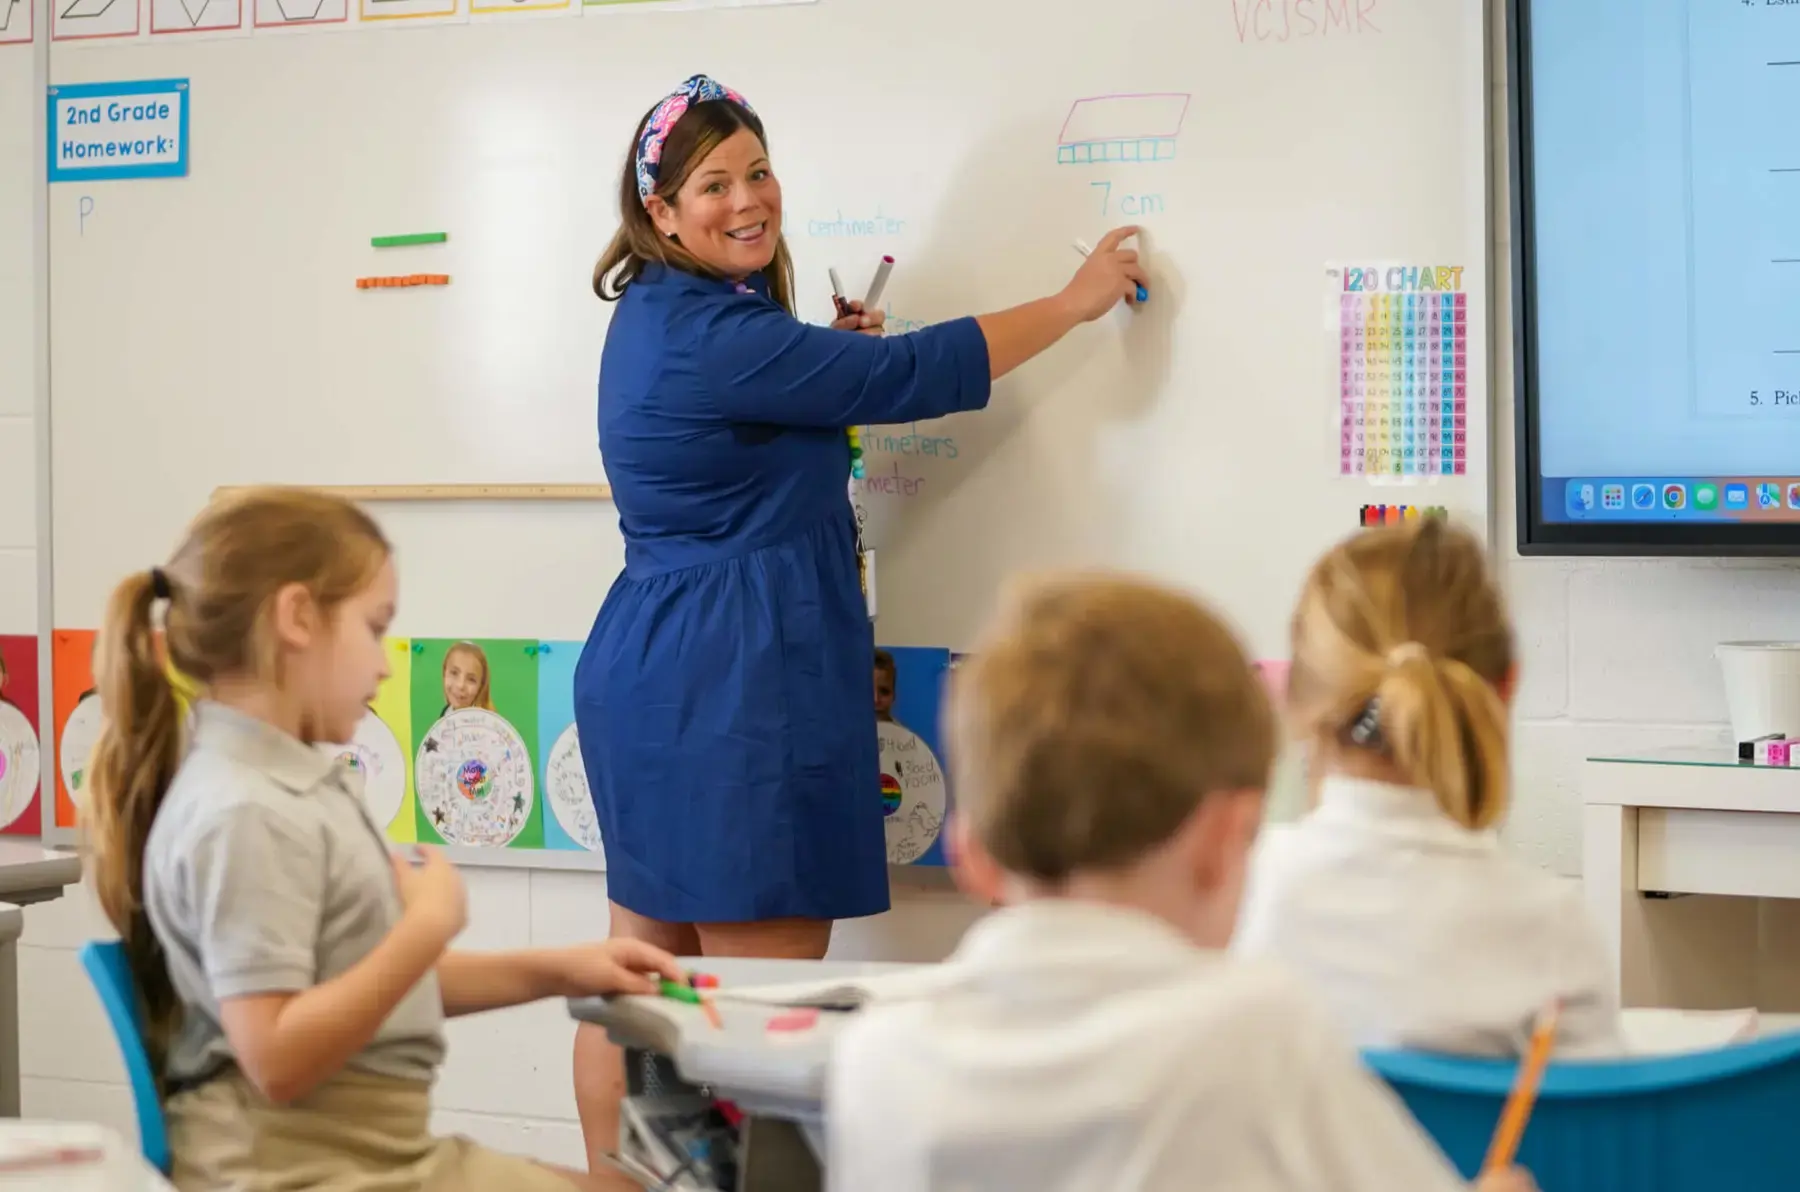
xmin=1770 ymin=740 xmax=1793 ymax=767
xmin=767 ymin=1008 xmax=821 ymax=1033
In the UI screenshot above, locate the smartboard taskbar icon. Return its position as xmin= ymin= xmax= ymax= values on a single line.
xmin=1563 ymin=477 xmax=1800 ymax=518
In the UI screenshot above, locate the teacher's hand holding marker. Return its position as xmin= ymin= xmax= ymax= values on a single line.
xmin=829 ymin=258 xmax=892 ymax=336
xmin=578 ymin=71 xmax=1157 ymax=1175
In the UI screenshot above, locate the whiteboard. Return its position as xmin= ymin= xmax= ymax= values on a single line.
xmin=42 ymin=0 xmax=1491 ymax=852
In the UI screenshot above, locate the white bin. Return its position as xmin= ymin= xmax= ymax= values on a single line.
xmin=1715 ymin=641 xmax=1800 ymax=743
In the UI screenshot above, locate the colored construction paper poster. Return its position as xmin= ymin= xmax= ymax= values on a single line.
xmin=324 ymin=638 xmax=414 ymax=840
xmin=52 ymin=630 xmax=99 ymax=829
xmin=409 ymin=638 xmax=543 ymax=850
xmin=536 ymin=640 xmax=602 ymax=857
xmin=0 ymin=636 xmax=41 ymax=837
xmin=875 ymin=645 xmax=951 ymax=867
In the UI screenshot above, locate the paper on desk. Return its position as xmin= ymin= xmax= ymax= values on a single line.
xmin=0 ymin=1120 xmax=168 ymax=1190
xmin=1619 ymin=1007 xmax=1760 ymax=1055
xmin=709 ymin=966 xmax=945 ymax=1012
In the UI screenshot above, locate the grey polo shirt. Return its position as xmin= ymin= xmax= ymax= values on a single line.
xmin=144 ymin=702 xmax=446 ymax=1089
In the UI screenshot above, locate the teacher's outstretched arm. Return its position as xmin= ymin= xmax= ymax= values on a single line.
xmin=700 ymin=225 xmax=1149 ymax=429
xmin=977 ymin=225 xmax=1147 ymax=378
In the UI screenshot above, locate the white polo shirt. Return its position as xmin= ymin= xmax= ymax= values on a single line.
xmin=1234 ymin=774 xmax=1623 ymax=1057
xmin=826 ymin=899 xmax=1471 ymax=1192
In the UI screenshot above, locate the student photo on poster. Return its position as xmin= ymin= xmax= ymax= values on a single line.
xmin=439 ymin=641 xmax=495 ymax=718
xmin=874 ymin=648 xmax=897 ymax=723
xmin=408 ymin=639 xmax=543 ymax=851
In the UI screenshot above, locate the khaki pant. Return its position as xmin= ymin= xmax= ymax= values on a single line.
xmin=165 ymin=1068 xmax=578 ymax=1192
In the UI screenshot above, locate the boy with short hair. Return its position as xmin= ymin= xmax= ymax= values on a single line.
xmin=825 ymin=572 xmax=1533 ymax=1191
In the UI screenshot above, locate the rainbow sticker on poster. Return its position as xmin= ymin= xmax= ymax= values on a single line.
xmin=325 ymin=711 xmax=407 ymax=833
xmin=874 ymin=646 xmax=953 ymax=867
xmin=415 ymin=708 xmax=534 ymax=847
xmin=878 ymin=720 xmax=946 ymax=865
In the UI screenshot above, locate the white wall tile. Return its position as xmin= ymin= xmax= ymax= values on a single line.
xmin=452 ymin=867 xmax=532 ymax=954
xmin=22 ymin=1077 xmax=141 ymax=1145
xmin=430 ymin=1108 xmax=587 ymax=1170
xmin=434 ymin=1000 xmax=578 ymax=1121
xmin=19 ymin=944 xmax=128 ymax=1086
xmin=0 ymin=547 xmax=34 ymax=632
xmin=1505 ymin=560 xmax=1573 ymax=720
xmin=1565 ymin=563 xmax=1800 ymax=725
xmin=20 ymin=875 xmax=114 ymax=949
xmin=527 ymin=870 xmax=611 ymax=951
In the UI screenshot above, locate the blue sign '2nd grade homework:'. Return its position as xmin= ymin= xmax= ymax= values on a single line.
xmin=48 ymin=79 xmax=189 ymax=183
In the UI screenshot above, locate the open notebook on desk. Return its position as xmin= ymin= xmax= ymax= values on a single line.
xmin=707 ymin=966 xmax=941 ymax=1012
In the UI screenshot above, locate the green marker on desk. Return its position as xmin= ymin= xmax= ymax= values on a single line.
xmin=658 ymin=978 xmax=702 ymax=1005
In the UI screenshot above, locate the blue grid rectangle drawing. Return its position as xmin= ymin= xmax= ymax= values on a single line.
xmin=1056 ymin=92 xmax=1191 ymax=166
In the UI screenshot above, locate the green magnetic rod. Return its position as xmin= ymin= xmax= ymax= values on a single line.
xmin=371 ymin=233 xmax=448 ymax=248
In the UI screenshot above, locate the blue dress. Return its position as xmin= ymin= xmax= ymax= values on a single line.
xmin=576 ymin=263 xmax=992 ymax=923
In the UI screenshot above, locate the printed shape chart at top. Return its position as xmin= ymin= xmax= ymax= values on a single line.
xmin=150 ymin=0 xmax=244 ymax=34
xmin=253 ymin=0 xmax=348 ymax=28
xmin=470 ymin=0 xmax=573 ymax=17
xmin=358 ymin=0 xmax=459 ymax=22
xmin=52 ymin=0 xmax=141 ymax=41
xmin=1333 ymin=263 xmax=1469 ymax=478
xmin=1 ymin=0 xmax=33 ymax=46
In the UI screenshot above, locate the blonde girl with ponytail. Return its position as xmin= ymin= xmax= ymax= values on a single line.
xmin=1233 ymin=518 xmax=1622 ymax=1058
xmin=85 ymin=488 xmax=682 ymax=1192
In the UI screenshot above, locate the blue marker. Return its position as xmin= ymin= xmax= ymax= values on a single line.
xmin=1073 ymin=238 xmax=1148 ymax=303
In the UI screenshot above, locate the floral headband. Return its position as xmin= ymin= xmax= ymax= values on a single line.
xmin=635 ymin=74 xmax=756 ymax=205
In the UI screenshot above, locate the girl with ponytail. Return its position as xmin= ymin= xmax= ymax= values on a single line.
xmin=1233 ymin=518 xmax=1622 ymax=1058
xmin=85 ymin=487 xmax=681 ymax=1191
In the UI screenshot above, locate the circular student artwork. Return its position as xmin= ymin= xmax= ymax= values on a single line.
xmin=0 ymin=703 xmax=40 ymax=831
xmin=877 ymin=720 xmax=947 ymax=866
xmin=323 ymin=712 xmax=406 ymax=831
xmin=415 ymin=708 xmax=534 ymax=848
xmin=545 ymin=724 xmax=604 ymax=854
xmin=59 ymin=697 xmax=106 ymax=812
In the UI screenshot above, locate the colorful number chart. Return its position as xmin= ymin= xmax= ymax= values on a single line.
xmin=1333 ymin=264 xmax=1469 ymax=477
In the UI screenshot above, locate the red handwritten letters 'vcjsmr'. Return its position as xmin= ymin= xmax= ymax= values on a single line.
xmin=1231 ymin=0 xmax=1380 ymax=44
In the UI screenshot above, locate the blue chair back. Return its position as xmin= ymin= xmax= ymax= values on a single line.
xmin=1365 ymin=1033 xmax=1800 ymax=1191
xmin=78 ymin=940 xmax=170 ymax=1174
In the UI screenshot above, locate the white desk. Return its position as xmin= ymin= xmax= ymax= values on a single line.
xmin=569 ymin=957 xmax=924 ymax=1190
xmin=0 ymin=1120 xmax=171 ymax=1189
xmin=1585 ymin=748 xmax=1800 ymax=1009
xmin=0 ymin=842 xmax=82 ymax=1118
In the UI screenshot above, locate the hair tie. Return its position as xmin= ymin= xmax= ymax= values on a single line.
xmin=1386 ymin=641 xmax=1430 ymax=670
xmin=149 ymin=567 xmax=172 ymax=601
xmin=634 ymin=74 xmax=755 ymax=205
xmin=1346 ymin=697 xmax=1382 ymax=748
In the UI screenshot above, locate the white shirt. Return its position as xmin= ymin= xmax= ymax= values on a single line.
xmin=826 ymin=899 xmax=1472 ymax=1192
xmin=1234 ymin=775 xmax=1623 ymax=1058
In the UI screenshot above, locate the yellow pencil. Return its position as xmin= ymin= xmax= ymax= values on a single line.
xmin=1483 ymin=999 xmax=1561 ymax=1173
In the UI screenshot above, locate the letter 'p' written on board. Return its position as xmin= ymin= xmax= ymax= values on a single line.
xmin=47 ymin=79 xmax=190 ymax=183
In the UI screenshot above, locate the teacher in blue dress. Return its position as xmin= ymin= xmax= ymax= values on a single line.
xmin=571 ymin=73 xmax=1147 ymax=1171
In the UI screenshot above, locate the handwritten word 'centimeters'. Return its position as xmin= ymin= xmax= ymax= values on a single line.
xmin=357 ymin=275 xmax=450 ymax=289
